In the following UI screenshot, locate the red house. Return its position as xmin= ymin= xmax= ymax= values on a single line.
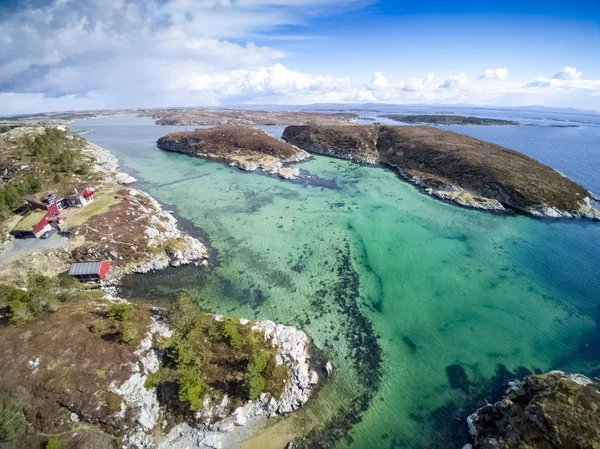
xmin=68 ymin=261 xmax=110 ymax=281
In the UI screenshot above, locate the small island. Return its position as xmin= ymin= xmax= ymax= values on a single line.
xmin=282 ymin=124 xmax=600 ymax=220
xmin=380 ymin=114 xmax=520 ymax=126
xmin=157 ymin=125 xmax=310 ymax=179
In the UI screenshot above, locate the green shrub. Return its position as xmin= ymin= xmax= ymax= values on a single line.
xmin=221 ymin=317 xmax=244 ymax=350
xmin=119 ymin=320 xmax=142 ymax=347
xmin=244 ymin=346 xmax=271 ymax=401
xmin=169 ymin=291 xmax=199 ymax=335
xmin=105 ymin=392 xmax=122 ymax=414
xmin=178 ymin=367 xmax=208 ymax=411
xmin=105 ymin=302 xmax=133 ymax=322
xmin=46 ymin=437 xmax=62 ymax=449
xmin=265 ymin=363 xmax=289 ymax=399
xmin=7 ymin=299 xmax=33 ymax=325
xmin=0 ymin=395 xmax=27 ymax=443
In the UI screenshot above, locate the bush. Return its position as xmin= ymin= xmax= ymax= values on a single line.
xmin=105 ymin=302 xmax=132 ymax=322
xmin=46 ymin=437 xmax=62 ymax=449
xmin=178 ymin=367 xmax=208 ymax=411
xmin=0 ymin=395 xmax=27 ymax=443
xmin=0 ymin=274 xmax=96 ymax=325
xmin=105 ymin=392 xmax=122 ymax=414
xmin=244 ymin=345 xmax=271 ymax=401
xmin=150 ymin=291 xmax=288 ymax=411
xmin=221 ymin=317 xmax=244 ymax=350
xmin=7 ymin=299 xmax=34 ymax=325
xmin=119 ymin=320 xmax=142 ymax=346
xmin=169 ymin=291 xmax=199 ymax=335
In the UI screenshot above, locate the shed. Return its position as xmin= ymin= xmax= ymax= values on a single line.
xmin=68 ymin=261 xmax=110 ymax=281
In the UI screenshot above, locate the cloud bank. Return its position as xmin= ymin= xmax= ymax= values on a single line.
xmin=0 ymin=1 xmax=599 ymax=114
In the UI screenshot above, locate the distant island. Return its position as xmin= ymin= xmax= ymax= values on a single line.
xmin=282 ymin=124 xmax=600 ymax=220
xmin=380 ymin=114 xmax=520 ymax=125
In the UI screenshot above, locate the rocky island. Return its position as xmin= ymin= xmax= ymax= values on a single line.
xmin=464 ymin=371 xmax=600 ymax=449
xmin=380 ymin=114 xmax=520 ymax=126
xmin=157 ymin=125 xmax=310 ymax=179
xmin=282 ymin=124 xmax=600 ymax=219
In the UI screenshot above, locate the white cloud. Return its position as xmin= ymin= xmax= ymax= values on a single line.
xmin=440 ymin=73 xmax=470 ymax=89
xmin=479 ymin=68 xmax=509 ymax=80
xmin=369 ymin=72 xmax=389 ymax=89
xmin=0 ymin=0 xmax=598 ymax=114
xmin=523 ymin=67 xmax=600 ymax=94
xmin=552 ymin=67 xmax=582 ymax=80
xmin=403 ymin=72 xmax=435 ymax=91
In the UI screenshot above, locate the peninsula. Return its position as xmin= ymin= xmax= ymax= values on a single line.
xmin=157 ymin=125 xmax=310 ymax=179
xmin=380 ymin=114 xmax=520 ymax=125
xmin=0 ymin=126 xmax=318 ymax=449
xmin=282 ymin=124 xmax=600 ymax=219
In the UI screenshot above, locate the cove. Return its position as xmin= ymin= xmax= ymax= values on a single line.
xmin=71 ymin=115 xmax=600 ymax=449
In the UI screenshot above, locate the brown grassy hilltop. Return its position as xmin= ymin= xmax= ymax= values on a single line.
xmin=282 ymin=124 xmax=599 ymax=219
xmin=157 ymin=125 xmax=310 ymax=178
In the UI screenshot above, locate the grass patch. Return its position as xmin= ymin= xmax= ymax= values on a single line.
xmin=0 ymin=273 xmax=102 ymax=325
xmin=0 ymin=394 xmax=27 ymax=443
xmin=65 ymin=193 xmax=119 ymax=227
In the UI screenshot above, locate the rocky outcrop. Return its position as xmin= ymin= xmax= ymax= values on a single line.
xmin=283 ymin=124 xmax=600 ymax=220
xmin=465 ymin=371 xmax=600 ymax=449
xmin=157 ymin=125 xmax=310 ymax=179
xmin=113 ymin=311 xmax=317 ymax=449
xmin=281 ymin=124 xmax=379 ymax=164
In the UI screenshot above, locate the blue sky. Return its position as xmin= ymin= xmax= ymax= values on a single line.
xmin=0 ymin=0 xmax=599 ymax=114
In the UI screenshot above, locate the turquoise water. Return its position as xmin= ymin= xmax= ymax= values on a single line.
xmin=72 ymin=115 xmax=600 ymax=449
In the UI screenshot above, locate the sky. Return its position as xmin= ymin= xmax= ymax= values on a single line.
xmin=0 ymin=0 xmax=599 ymax=115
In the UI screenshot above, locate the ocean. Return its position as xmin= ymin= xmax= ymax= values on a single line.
xmin=71 ymin=111 xmax=600 ymax=449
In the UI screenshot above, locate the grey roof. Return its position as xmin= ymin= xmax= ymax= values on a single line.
xmin=69 ymin=261 xmax=103 ymax=276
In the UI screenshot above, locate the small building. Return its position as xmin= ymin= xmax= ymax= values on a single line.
xmin=10 ymin=210 xmax=48 ymax=238
xmin=68 ymin=261 xmax=110 ymax=281
xmin=26 ymin=187 xmax=95 ymax=213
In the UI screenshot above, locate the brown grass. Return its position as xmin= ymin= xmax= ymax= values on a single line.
xmin=157 ymin=125 xmax=304 ymax=160
xmin=0 ymin=301 xmax=151 ymax=448
xmin=284 ymin=124 xmax=590 ymax=212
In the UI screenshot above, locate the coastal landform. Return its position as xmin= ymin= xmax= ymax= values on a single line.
xmin=380 ymin=114 xmax=520 ymax=125
xmin=0 ymin=125 xmax=319 ymax=449
xmin=282 ymin=124 xmax=600 ymax=220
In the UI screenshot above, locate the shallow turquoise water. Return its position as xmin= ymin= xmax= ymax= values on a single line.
xmin=72 ymin=116 xmax=600 ymax=449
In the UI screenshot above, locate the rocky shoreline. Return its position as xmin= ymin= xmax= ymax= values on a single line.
xmin=109 ymin=308 xmax=318 ymax=449
xmin=282 ymin=124 xmax=600 ymax=220
xmin=72 ymin=134 xmax=209 ymax=287
xmin=462 ymin=371 xmax=600 ymax=449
